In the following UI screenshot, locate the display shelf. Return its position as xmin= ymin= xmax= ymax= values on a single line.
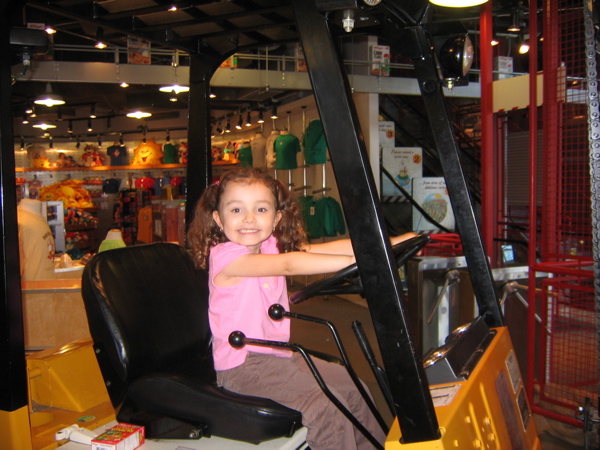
xmin=15 ymin=163 xmax=187 ymax=172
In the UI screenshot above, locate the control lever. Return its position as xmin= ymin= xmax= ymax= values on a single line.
xmin=352 ymin=320 xmax=395 ymax=417
xmin=268 ymin=304 xmax=388 ymax=433
xmin=229 ymin=330 xmax=384 ymax=450
xmin=427 ymin=269 xmax=460 ymax=324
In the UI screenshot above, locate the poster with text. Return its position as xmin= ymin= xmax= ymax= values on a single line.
xmin=128 ymin=37 xmax=151 ymax=64
xmin=379 ymin=121 xmax=395 ymax=149
xmin=381 ymin=147 xmax=422 ymax=201
xmin=412 ymin=177 xmax=455 ymax=232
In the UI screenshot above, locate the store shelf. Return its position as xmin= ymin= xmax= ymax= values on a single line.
xmin=15 ymin=163 xmax=187 ymax=172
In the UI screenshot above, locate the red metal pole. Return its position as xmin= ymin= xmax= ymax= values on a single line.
xmin=480 ymin=0 xmax=495 ymax=263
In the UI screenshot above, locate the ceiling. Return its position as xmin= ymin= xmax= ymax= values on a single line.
xmin=7 ymin=0 xmax=529 ymax=141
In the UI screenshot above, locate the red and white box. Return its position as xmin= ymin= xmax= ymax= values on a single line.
xmin=91 ymin=423 xmax=145 ymax=450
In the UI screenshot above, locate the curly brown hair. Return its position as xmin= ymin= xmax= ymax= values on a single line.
xmin=186 ymin=167 xmax=308 ymax=269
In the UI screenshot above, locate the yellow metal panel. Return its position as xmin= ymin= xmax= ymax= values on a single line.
xmin=0 ymin=406 xmax=33 ymax=450
xmin=385 ymin=327 xmax=541 ymax=449
xmin=27 ymin=339 xmax=107 ymax=412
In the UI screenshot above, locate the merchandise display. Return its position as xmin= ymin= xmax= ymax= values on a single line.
xmin=106 ymin=143 xmax=129 ymax=166
xmin=250 ymin=132 xmax=267 ymax=168
xmin=303 ymin=119 xmax=328 ymax=165
xmin=265 ymin=130 xmax=280 ymax=168
xmin=274 ymin=130 xmax=301 ymax=170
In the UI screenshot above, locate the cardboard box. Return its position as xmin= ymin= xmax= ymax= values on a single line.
xmin=370 ymin=45 xmax=390 ymax=77
xmin=91 ymin=423 xmax=145 ymax=450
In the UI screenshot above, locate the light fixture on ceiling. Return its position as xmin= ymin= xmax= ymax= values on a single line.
xmin=169 ymin=90 xmax=178 ymax=102
xmin=209 ymin=90 xmax=217 ymax=99
xmin=257 ymin=108 xmax=265 ymax=124
xmin=22 ymin=114 xmax=29 ymax=124
xmin=32 ymin=121 xmax=56 ymax=130
xmin=45 ymin=25 xmax=56 ymax=35
xmin=87 ymin=118 xmax=93 ymax=132
xmin=34 ymin=83 xmax=65 ymax=107
xmin=68 ymin=120 xmax=73 ymax=133
xmin=95 ymin=27 xmax=107 ymax=49
xmin=126 ymin=110 xmax=152 ymax=119
xmin=90 ymin=104 xmax=97 ymax=118
xmin=429 ymin=0 xmax=488 ymax=7
xmin=245 ymin=111 xmax=252 ymax=127
xmin=508 ymin=11 xmax=522 ymax=32
xmin=168 ymin=5 xmax=178 ymax=11
xmin=518 ymin=34 xmax=530 ymax=54
xmin=225 ymin=118 xmax=231 ymax=133
xmin=270 ymin=103 xmax=278 ymax=119
xmin=236 ymin=114 xmax=243 ymax=130
xmin=159 ymin=84 xmax=189 ymax=94
xmin=216 ymin=122 xmax=223 ymax=134
xmin=120 ymin=82 xmax=129 ymax=88
xmin=437 ymin=33 xmax=474 ymax=89
xmin=491 ymin=38 xmax=499 ymax=46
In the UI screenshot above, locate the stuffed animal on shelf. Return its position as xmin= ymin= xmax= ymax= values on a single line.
xmin=80 ymin=144 xmax=105 ymax=167
xmin=131 ymin=138 xmax=164 ymax=165
xmin=179 ymin=142 xmax=188 ymax=164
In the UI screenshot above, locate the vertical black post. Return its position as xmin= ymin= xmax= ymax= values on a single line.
xmin=407 ymin=26 xmax=504 ymax=327
xmin=0 ymin=2 xmax=29 ymax=414
xmin=292 ymin=0 xmax=439 ymax=443
xmin=185 ymin=54 xmax=217 ymax=231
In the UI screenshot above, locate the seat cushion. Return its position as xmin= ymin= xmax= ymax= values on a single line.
xmin=127 ymin=373 xmax=303 ymax=444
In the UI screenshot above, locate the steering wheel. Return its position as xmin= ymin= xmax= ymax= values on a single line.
xmin=289 ymin=234 xmax=431 ymax=304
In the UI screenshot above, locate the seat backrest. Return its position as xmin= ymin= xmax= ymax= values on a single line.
xmin=81 ymin=243 xmax=212 ymax=407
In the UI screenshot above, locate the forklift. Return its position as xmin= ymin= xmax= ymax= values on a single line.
xmin=0 ymin=0 xmax=541 ymax=448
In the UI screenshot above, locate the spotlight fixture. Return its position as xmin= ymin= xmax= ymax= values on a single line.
xmin=216 ymin=123 xmax=223 ymax=134
xmin=245 ymin=111 xmax=252 ymax=127
xmin=518 ymin=36 xmax=530 ymax=54
xmin=32 ymin=121 xmax=56 ymax=130
xmin=49 ymin=137 xmax=54 ymax=149
xmin=95 ymin=27 xmax=107 ymax=49
xmin=169 ymin=90 xmax=178 ymax=102
xmin=34 ymin=82 xmax=65 ymax=107
xmin=270 ymin=103 xmax=278 ymax=119
xmin=45 ymin=25 xmax=56 ymax=35
xmin=68 ymin=120 xmax=73 ymax=133
xmin=25 ymin=103 xmax=33 ymax=114
xmin=120 ymin=82 xmax=129 ymax=88
xmin=257 ymin=108 xmax=265 ymax=124
xmin=22 ymin=114 xmax=29 ymax=124
xmin=429 ymin=0 xmax=488 ymax=6
xmin=168 ymin=5 xmax=178 ymax=11
xmin=87 ymin=118 xmax=93 ymax=132
xmin=507 ymin=10 xmax=522 ymax=32
xmin=225 ymin=119 xmax=231 ymax=133
xmin=106 ymin=117 xmax=112 ymax=129
xmin=437 ymin=33 xmax=474 ymax=89
xmin=491 ymin=38 xmax=499 ymax=46
xmin=126 ymin=110 xmax=152 ymax=119
xmin=159 ymin=84 xmax=189 ymax=94
xmin=236 ymin=115 xmax=243 ymax=130
xmin=209 ymin=90 xmax=217 ymax=99
xmin=90 ymin=104 xmax=97 ymax=118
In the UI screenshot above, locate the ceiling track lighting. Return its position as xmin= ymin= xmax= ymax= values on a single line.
xmin=34 ymin=82 xmax=65 ymax=107
xmin=236 ymin=114 xmax=243 ymax=130
xmin=32 ymin=121 xmax=56 ymax=130
xmin=245 ymin=111 xmax=252 ymax=127
xmin=126 ymin=110 xmax=152 ymax=119
xmin=257 ymin=108 xmax=265 ymax=124
xmin=225 ymin=119 xmax=231 ymax=133
xmin=87 ymin=118 xmax=93 ymax=132
xmin=68 ymin=120 xmax=73 ymax=133
xmin=90 ymin=104 xmax=97 ymax=118
xmin=209 ymin=90 xmax=216 ymax=99
xmin=271 ymin=103 xmax=278 ymax=120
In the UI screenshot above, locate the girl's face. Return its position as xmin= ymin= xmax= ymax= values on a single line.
xmin=212 ymin=180 xmax=282 ymax=253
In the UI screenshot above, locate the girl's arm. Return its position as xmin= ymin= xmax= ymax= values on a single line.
xmin=215 ymin=251 xmax=355 ymax=285
xmin=301 ymin=231 xmax=418 ymax=255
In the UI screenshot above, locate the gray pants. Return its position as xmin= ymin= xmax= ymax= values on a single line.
xmin=217 ymin=352 xmax=387 ymax=449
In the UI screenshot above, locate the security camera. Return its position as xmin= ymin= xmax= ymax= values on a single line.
xmin=10 ymin=28 xmax=49 ymax=67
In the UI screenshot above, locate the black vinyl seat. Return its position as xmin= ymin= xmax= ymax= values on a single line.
xmin=81 ymin=242 xmax=303 ymax=443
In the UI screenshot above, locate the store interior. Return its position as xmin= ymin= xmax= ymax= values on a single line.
xmin=2 ymin=0 xmax=596 ymax=448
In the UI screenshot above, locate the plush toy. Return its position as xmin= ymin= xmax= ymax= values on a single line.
xmin=33 ymin=157 xmax=52 ymax=168
xmin=131 ymin=138 xmax=164 ymax=165
xmin=80 ymin=144 xmax=105 ymax=167
xmin=179 ymin=142 xmax=188 ymax=164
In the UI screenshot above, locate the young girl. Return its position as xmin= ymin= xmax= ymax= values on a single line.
xmin=187 ymin=168 xmax=414 ymax=449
